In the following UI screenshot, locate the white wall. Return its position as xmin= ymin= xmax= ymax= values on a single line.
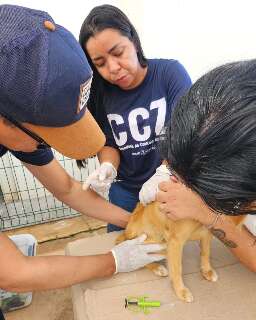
xmin=7 ymin=0 xmax=256 ymax=81
xmin=138 ymin=0 xmax=256 ymax=81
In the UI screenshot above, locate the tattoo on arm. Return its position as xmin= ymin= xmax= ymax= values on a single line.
xmin=210 ymin=228 xmax=238 ymax=248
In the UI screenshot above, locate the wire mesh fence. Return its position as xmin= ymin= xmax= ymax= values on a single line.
xmin=0 ymin=150 xmax=98 ymax=231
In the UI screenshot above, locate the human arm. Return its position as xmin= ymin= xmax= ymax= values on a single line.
xmin=165 ymin=60 xmax=192 ymax=108
xmin=24 ymin=158 xmax=128 ymax=228
xmin=97 ymin=145 xmax=120 ymax=169
xmin=0 ymin=232 xmax=115 ymax=292
xmin=156 ymin=177 xmax=256 ymax=272
xmin=0 ymin=232 xmax=164 ymax=292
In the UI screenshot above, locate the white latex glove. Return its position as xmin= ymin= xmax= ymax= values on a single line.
xmin=111 ymin=234 xmax=165 ymax=273
xmin=83 ymin=162 xmax=117 ymax=194
xmin=139 ymin=164 xmax=171 ymax=206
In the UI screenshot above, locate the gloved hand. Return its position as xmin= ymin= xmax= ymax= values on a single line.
xmin=83 ymin=162 xmax=117 ymax=194
xmin=139 ymin=164 xmax=171 ymax=206
xmin=111 ymin=234 xmax=165 ymax=273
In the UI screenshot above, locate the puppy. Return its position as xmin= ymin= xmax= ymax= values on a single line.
xmin=116 ymin=202 xmax=244 ymax=302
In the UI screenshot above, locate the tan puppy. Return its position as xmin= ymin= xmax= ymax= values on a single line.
xmin=116 ymin=202 xmax=244 ymax=302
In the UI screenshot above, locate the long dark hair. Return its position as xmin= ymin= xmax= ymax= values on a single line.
xmin=79 ymin=4 xmax=147 ymax=126
xmin=161 ymin=59 xmax=256 ymax=216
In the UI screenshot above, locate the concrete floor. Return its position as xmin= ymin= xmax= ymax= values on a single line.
xmin=3 ymin=216 xmax=107 ymax=320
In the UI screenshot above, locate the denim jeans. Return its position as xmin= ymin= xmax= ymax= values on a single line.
xmin=107 ymin=182 xmax=139 ymax=232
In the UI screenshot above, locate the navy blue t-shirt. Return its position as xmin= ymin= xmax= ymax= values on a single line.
xmin=101 ymin=59 xmax=192 ymax=191
xmin=0 ymin=145 xmax=54 ymax=166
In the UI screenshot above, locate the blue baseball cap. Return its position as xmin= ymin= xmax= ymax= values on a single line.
xmin=0 ymin=5 xmax=105 ymax=159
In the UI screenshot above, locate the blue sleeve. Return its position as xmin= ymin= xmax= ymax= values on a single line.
xmin=10 ymin=147 xmax=54 ymax=166
xmin=165 ymin=60 xmax=192 ymax=109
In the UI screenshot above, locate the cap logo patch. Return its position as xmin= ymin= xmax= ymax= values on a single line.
xmin=77 ymin=77 xmax=92 ymax=113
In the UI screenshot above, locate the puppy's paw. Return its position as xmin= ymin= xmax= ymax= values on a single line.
xmin=176 ymin=287 xmax=194 ymax=303
xmin=201 ymin=268 xmax=218 ymax=282
xmin=153 ymin=265 xmax=168 ymax=277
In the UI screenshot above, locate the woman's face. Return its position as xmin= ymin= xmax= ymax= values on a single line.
xmin=85 ymin=28 xmax=147 ymax=90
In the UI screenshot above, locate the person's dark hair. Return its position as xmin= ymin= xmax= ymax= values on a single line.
xmin=77 ymin=4 xmax=147 ymax=168
xmin=161 ymin=59 xmax=256 ymax=216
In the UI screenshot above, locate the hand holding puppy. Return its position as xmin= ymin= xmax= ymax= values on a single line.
xmin=111 ymin=234 xmax=165 ymax=273
xmin=139 ymin=164 xmax=171 ymax=206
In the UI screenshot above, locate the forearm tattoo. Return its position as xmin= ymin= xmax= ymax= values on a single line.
xmin=209 ymin=228 xmax=238 ymax=248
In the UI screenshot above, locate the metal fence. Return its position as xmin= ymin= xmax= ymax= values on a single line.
xmin=0 ymin=150 xmax=98 ymax=230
